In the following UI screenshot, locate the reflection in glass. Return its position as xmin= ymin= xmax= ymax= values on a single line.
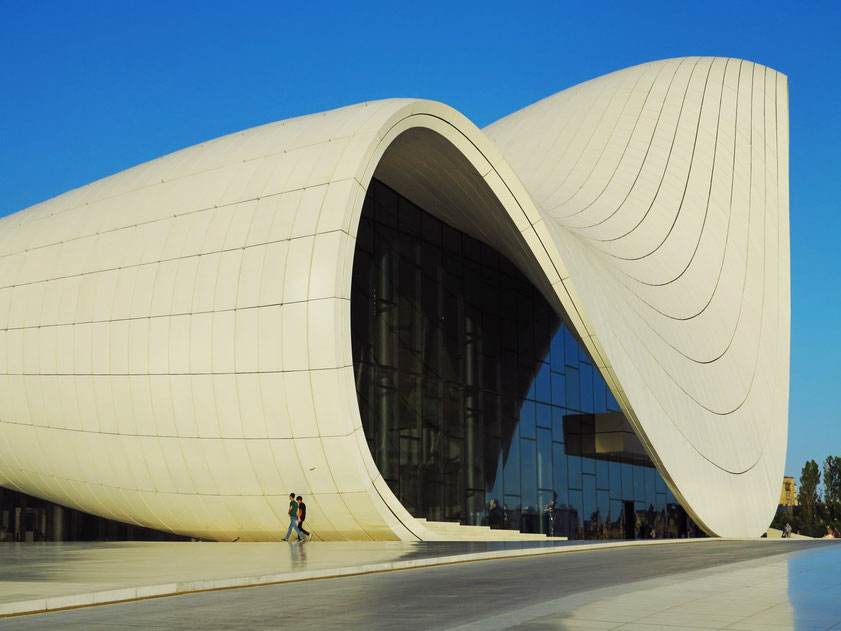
xmin=351 ymin=179 xmax=699 ymax=539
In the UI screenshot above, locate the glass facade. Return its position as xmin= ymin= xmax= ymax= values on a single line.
xmin=0 ymin=487 xmax=188 ymax=542
xmin=352 ymin=179 xmax=701 ymax=539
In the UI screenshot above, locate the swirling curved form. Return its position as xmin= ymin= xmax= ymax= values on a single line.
xmin=486 ymin=57 xmax=789 ymax=537
xmin=0 ymin=57 xmax=788 ymax=540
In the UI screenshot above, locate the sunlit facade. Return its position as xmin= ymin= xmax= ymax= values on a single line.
xmin=0 ymin=57 xmax=789 ymax=541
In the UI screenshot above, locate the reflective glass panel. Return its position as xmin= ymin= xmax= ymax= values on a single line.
xmin=351 ymin=179 xmax=696 ymax=538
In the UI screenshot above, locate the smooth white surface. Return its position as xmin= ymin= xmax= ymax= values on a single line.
xmin=0 ymin=57 xmax=789 ymax=540
xmin=486 ymin=57 xmax=789 ymax=538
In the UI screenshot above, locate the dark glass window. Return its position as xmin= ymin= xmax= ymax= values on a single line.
xmin=520 ymin=438 xmax=538 ymax=523
xmin=519 ymin=400 xmax=536 ymax=440
xmin=580 ymin=363 xmax=594 ymax=414
xmin=503 ymin=427 xmax=521 ymax=497
xmin=609 ymin=461 xmax=622 ymax=499
xmin=551 ymin=371 xmax=566 ymax=407
xmin=537 ymin=428 xmax=553 ymax=490
xmin=351 ymin=179 xmax=694 ymax=538
xmin=552 ymin=444 xmax=569 ymax=506
xmin=596 ymin=459 xmax=610 ymax=491
xmin=565 ymin=367 xmax=580 ymax=411
xmin=536 ymin=363 xmax=551 ymax=402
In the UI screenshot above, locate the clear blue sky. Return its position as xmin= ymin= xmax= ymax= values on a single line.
xmin=1 ymin=1 xmax=838 ymax=481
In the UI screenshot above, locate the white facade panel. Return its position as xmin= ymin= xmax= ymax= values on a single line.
xmin=0 ymin=57 xmax=789 ymax=540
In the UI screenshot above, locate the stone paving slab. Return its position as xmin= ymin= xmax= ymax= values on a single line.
xmin=449 ymin=542 xmax=841 ymax=630
xmin=0 ymin=537 xmax=784 ymax=618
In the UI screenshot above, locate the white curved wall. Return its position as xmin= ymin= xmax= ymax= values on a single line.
xmin=0 ymin=100 xmax=561 ymax=541
xmin=486 ymin=57 xmax=790 ymax=537
xmin=0 ymin=57 xmax=789 ymax=540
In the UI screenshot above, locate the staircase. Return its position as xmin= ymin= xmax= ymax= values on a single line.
xmin=415 ymin=518 xmax=567 ymax=542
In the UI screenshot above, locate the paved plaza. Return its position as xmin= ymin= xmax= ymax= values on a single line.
xmin=0 ymin=539 xmax=839 ymax=629
xmin=0 ymin=538 xmax=710 ymax=616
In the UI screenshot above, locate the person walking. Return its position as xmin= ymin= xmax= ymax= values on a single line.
xmin=282 ymin=492 xmax=303 ymax=541
xmin=296 ymin=495 xmax=311 ymax=541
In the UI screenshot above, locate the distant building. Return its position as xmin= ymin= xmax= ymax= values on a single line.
xmin=779 ymin=477 xmax=798 ymax=507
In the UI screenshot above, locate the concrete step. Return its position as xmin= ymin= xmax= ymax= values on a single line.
xmin=415 ymin=518 xmax=567 ymax=542
xmin=415 ymin=519 xmax=493 ymax=532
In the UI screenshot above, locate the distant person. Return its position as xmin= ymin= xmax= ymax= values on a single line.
xmin=823 ymin=526 xmax=835 ymax=539
xmin=834 ymin=526 xmax=840 ymax=539
xmin=296 ymin=495 xmax=311 ymax=541
xmin=282 ymin=492 xmax=303 ymax=542
xmin=784 ymin=523 xmax=792 ymax=538
xmin=488 ymin=499 xmax=504 ymax=528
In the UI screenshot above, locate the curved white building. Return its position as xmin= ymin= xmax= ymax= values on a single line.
xmin=0 ymin=57 xmax=789 ymax=541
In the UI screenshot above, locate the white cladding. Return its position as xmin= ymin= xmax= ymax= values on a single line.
xmin=0 ymin=58 xmax=789 ymax=540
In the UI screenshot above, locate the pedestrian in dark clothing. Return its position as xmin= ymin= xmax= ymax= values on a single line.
xmin=296 ymin=495 xmax=311 ymax=540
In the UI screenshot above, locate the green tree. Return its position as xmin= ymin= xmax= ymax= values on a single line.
xmin=798 ymin=459 xmax=820 ymax=528
xmin=823 ymin=456 xmax=841 ymax=521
